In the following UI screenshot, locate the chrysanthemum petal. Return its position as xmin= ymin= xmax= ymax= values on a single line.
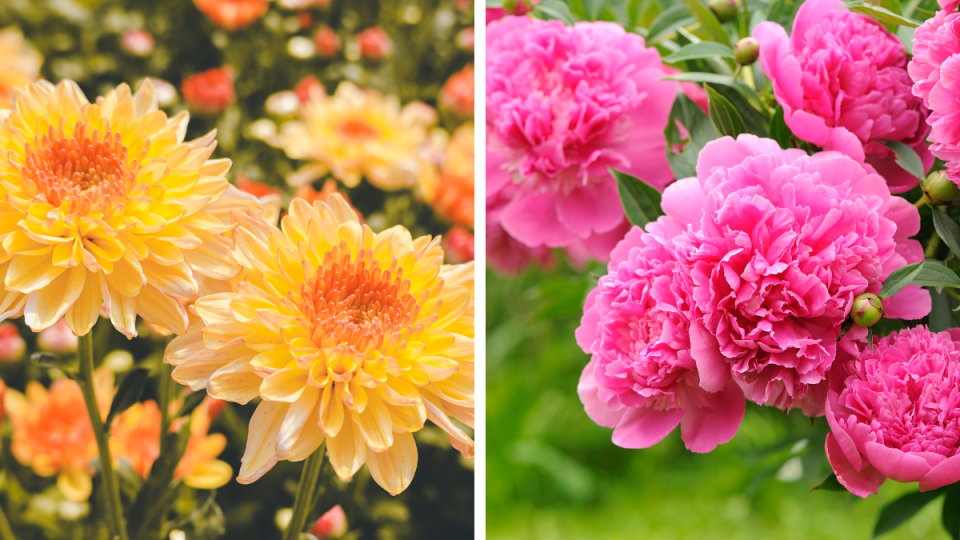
xmin=326 ymin=416 xmax=366 ymax=481
xmin=237 ymin=401 xmax=288 ymax=484
xmin=365 ymin=431 xmax=417 ymax=496
xmin=24 ymin=265 xmax=85 ymax=331
xmin=276 ymin=385 xmax=320 ymax=460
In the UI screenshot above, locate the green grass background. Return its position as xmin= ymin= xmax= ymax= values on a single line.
xmin=486 ymin=265 xmax=949 ymax=540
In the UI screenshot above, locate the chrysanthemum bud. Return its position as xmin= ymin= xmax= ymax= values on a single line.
xmin=735 ymin=37 xmax=760 ymax=66
xmin=708 ymin=0 xmax=740 ymax=23
xmin=923 ymin=170 xmax=960 ymax=205
xmin=852 ymin=293 xmax=883 ymax=327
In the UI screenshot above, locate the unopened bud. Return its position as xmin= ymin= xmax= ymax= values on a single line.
xmin=708 ymin=0 xmax=740 ymax=23
xmin=852 ymin=293 xmax=883 ymax=327
xmin=735 ymin=37 xmax=760 ymax=66
xmin=923 ymin=170 xmax=960 ymax=205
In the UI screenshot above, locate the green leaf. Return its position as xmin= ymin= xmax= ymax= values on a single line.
xmin=932 ymin=207 xmax=960 ymax=260
xmin=767 ymin=0 xmax=802 ymax=27
xmin=665 ymin=91 xmax=718 ymax=179
xmin=873 ymin=489 xmax=946 ymax=538
xmin=533 ymin=0 xmax=578 ymax=25
xmin=845 ymin=0 xmax=920 ymax=27
xmin=486 ymin=0 xmax=503 ymax=6
xmin=704 ymin=84 xmax=746 ymax=138
xmin=912 ymin=263 xmax=960 ymax=289
xmin=662 ymin=42 xmax=735 ymax=63
xmin=611 ymin=168 xmax=664 ymax=227
xmin=881 ymin=140 xmax=924 ymax=179
xmin=879 ymin=261 xmax=923 ymax=299
xmin=811 ymin=473 xmax=848 ymax=492
xmin=944 ymin=488 xmax=960 ymax=540
xmin=661 ymin=72 xmax=765 ymax=113
xmin=175 ymin=390 xmax=208 ymax=419
xmin=106 ymin=368 xmax=149 ymax=429
xmin=769 ymin=107 xmax=792 ymax=149
xmin=648 ymin=5 xmax=694 ymax=43
xmin=680 ymin=0 xmax=731 ymax=46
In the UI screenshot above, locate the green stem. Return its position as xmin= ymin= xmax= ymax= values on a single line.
xmin=284 ymin=443 xmax=326 ymax=540
xmin=926 ymin=234 xmax=942 ymax=258
xmin=916 ymin=196 xmax=929 ymax=209
xmin=158 ymin=362 xmax=173 ymax=451
xmin=77 ymin=333 xmax=129 ymax=540
xmin=0 ymin=500 xmax=15 ymax=540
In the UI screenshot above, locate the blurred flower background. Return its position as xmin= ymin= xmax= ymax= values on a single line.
xmin=0 ymin=0 xmax=474 ymax=538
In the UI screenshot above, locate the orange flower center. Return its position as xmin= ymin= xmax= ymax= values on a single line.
xmin=22 ymin=121 xmax=139 ymax=210
xmin=337 ymin=118 xmax=379 ymax=140
xmin=300 ymin=241 xmax=419 ymax=354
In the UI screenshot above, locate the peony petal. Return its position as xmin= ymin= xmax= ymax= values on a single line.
xmin=611 ymin=406 xmax=684 ymax=449
xmin=680 ymin=379 xmax=745 ymax=453
xmin=825 ymin=434 xmax=885 ymax=498
xmin=863 ymin=442 xmax=937 ymax=483
xmin=690 ymin=321 xmax=730 ymax=392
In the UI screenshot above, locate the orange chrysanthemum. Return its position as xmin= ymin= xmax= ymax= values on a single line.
xmin=0 ymin=28 xmax=41 ymax=110
xmin=110 ymin=397 xmax=232 ymax=489
xmin=0 ymin=79 xmax=258 ymax=338
xmin=4 ymin=370 xmax=113 ymax=502
xmin=421 ymin=124 xmax=474 ymax=228
xmin=166 ymin=194 xmax=474 ymax=494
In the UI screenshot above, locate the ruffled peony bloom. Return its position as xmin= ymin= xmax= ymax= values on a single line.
xmin=5 ymin=370 xmax=113 ymax=501
xmin=486 ymin=179 xmax=553 ymax=275
xmin=422 ymin=124 xmax=474 ymax=228
xmin=0 ymin=28 xmax=41 ymax=110
xmin=270 ymin=82 xmax=436 ymax=191
xmin=754 ymin=0 xmax=931 ymax=193
xmin=181 ymin=67 xmax=235 ymax=116
xmin=110 ymin=398 xmax=232 ymax=489
xmin=165 ymin=195 xmax=474 ymax=495
xmin=0 ymin=79 xmax=256 ymax=338
xmin=486 ymin=16 xmax=675 ymax=257
xmin=357 ymin=28 xmax=392 ymax=61
xmin=193 ymin=0 xmax=269 ymax=31
xmin=439 ymin=65 xmax=474 ymax=120
xmin=0 ymin=322 xmax=24 ymax=362
xmin=577 ymin=223 xmax=745 ymax=452
xmin=665 ymin=135 xmax=928 ymax=413
xmin=909 ymin=1 xmax=960 ymax=185
xmin=825 ymin=326 xmax=960 ymax=497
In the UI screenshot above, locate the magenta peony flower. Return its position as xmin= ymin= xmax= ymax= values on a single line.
xmin=486 ymin=178 xmax=554 ymax=275
xmin=665 ymin=135 xmax=928 ymax=413
xmin=754 ymin=0 xmax=932 ymax=193
xmin=577 ymin=222 xmax=745 ymax=452
xmin=486 ymin=16 xmax=675 ymax=257
xmin=825 ymin=326 xmax=960 ymax=497
xmin=909 ymin=1 xmax=960 ymax=185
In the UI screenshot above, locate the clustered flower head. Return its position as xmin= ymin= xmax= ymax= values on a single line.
xmin=754 ymin=0 xmax=932 ymax=192
xmin=271 ymin=82 xmax=437 ymax=192
xmin=826 ymin=326 xmax=960 ymax=496
xmin=0 ymin=79 xmax=258 ymax=339
xmin=909 ymin=0 xmax=960 ymax=186
xmin=579 ymin=135 xmax=929 ymax=450
xmin=165 ymin=194 xmax=474 ymax=495
xmin=486 ymin=16 xmax=675 ymax=261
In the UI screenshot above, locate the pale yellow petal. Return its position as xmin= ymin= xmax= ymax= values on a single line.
xmin=237 ymin=401 xmax=288 ymax=484
xmin=365 ymin=431 xmax=417 ymax=496
xmin=326 ymin=416 xmax=365 ymax=481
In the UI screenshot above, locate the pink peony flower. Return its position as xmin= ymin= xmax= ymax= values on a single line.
xmin=486 ymin=16 xmax=675 ymax=258
xmin=357 ymin=27 xmax=392 ymax=61
xmin=310 ymin=505 xmax=348 ymax=538
xmin=486 ymin=178 xmax=554 ymax=274
xmin=825 ymin=326 xmax=960 ymax=497
xmin=0 ymin=322 xmax=24 ymax=362
xmin=909 ymin=1 xmax=960 ymax=185
xmin=665 ymin=135 xmax=928 ymax=413
xmin=181 ymin=67 xmax=235 ymax=115
xmin=577 ymin=222 xmax=745 ymax=452
xmin=754 ymin=0 xmax=932 ymax=193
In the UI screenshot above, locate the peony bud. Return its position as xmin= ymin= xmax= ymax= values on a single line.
xmin=357 ymin=27 xmax=392 ymax=61
xmin=439 ymin=64 xmax=474 ymax=120
xmin=121 ymin=30 xmax=154 ymax=57
xmin=314 ymin=26 xmax=340 ymax=57
xmin=0 ymin=322 xmax=25 ymax=363
xmin=852 ymin=293 xmax=883 ymax=327
xmin=923 ymin=170 xmax=960 ymax=205
xmin=309 ymin=505 xmax=347 ymax=538
xmin=294 ymin=75 xmax=325 ymax=104
xmin=708 ymin=0 xmax=740 ymax=23
xmin=735 ymin=37 xmax=760 ymax=66
xmin=38 ymin=319 xmax=78 ymax=354
xmin=181 ymin=67 xmax=235 ymax=115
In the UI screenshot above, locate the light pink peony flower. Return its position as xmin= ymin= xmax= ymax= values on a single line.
xmin=665 ymin=135 xmax=928 ymax=413
xmin=486 ymin=16 xmax=675 ymax=258
xmin=825 ymin=326 xmax=960 ymax=497
xmin=577 ymin=222 xmax=745 ymax=452
xmin=909 ymin=1 xmax=960 ymax=185
xmin=754 ymin=0 xmax=932 ymax=193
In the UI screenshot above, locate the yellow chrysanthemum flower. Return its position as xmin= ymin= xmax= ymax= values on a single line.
xmin=0 ymin=79 xmax=259 ymax=338
xmin=165 ymin=194 xmax=474 ymax=495
xmin=0 ymin=28 xmax=42 ymax=109
xmin=271 ymin=82 xmax=437 ymax=191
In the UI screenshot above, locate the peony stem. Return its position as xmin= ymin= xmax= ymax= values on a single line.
xmin=284 ymin=443 xmax=326 ymax=540
xmin=915 ymin=196 xmax=929 ymax=208
xmin=77 ymin=332 xmax=129 ymax=540
xmin=926 ymin=234 xmax=941 ymax=257
xmin=0 ymin=501 xmax=15 ymax=540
